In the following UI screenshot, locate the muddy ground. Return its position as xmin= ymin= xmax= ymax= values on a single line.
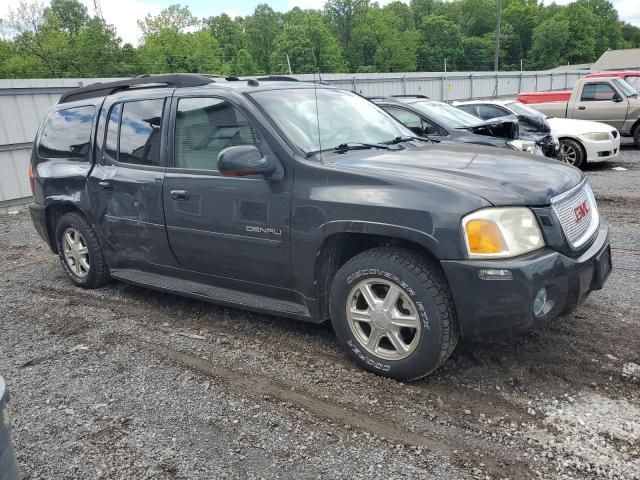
xmin=1 ymin=142 xmax=638 ymax=480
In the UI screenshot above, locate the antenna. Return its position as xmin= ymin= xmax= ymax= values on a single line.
xmin=313 ymin=70 xmax=323 ymax=163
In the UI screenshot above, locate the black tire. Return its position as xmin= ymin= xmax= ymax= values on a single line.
xmin=55 ymin=212 xmax=110 ymax=288
xmin=559 ymin=138 xmax=586 ymax=169
xmin=633 ymin=125 xmax=640 ymax=148
xmin=330 ymin=247 xmax=459 ymax=381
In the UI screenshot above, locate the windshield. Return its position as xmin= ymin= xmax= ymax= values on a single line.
xmin=250 ymin=88 xmax=412 ymax=154
xmin=506 ymin=101 xmax=548 ymax=120
xmin=613 ymin=78 xmax=637 ymax=97
xmin=410 ymin=100 xmax=481 ymax=128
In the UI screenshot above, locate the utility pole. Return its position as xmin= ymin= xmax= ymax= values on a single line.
xmin=286 ymin=55 xmax=292 ymax=75
xmin=494 ymin=0 xmax=502 ymax=71
xmin=444 ymin=58 xmax=447 ymax=73
xmin=93 ymin=0 xmax=104 ymax=20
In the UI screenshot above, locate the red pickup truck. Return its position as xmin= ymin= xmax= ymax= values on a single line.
xmin=518 ymin=71 xmax=640 ymax=104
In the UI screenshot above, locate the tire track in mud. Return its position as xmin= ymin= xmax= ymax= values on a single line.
xmin=104 ymin=332 xmax=536 ymax=479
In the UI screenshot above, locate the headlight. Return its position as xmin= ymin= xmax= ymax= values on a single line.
xmin=507 ymin=139 xmax=536 ymax=154
xmin=583 ymin=132 xmax=610 ymax=141
xmin=462 ymin=207 xmax=544 ymax=259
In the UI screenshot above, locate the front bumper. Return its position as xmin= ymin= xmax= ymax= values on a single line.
xmin=441 ymin=219 xmax=611 ymax=339
xmin=581 ymin=134 xmax=621 ymax=162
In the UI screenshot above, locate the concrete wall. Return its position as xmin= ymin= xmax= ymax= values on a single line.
xmin=0 ymin=70 xmax=586 ymax=208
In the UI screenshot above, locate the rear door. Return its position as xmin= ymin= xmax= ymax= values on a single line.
xmin=162 ymin=93 xmax=293 ymax=290
xmin=88 ymin=91 xmax=177 ymax=269
xmin=570 ymin=81 xmax=628 ymax=129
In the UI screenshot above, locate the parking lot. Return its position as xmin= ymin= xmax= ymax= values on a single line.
xmin=1 ymin=142 xmax=638 ymax=480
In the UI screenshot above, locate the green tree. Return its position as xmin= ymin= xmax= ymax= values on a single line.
xmin=324 ymin=0 xmax=369 ymax=69
xmin=271 ymin=11 xmax=344 ymax=73
xmin=138 ymin=4 xmax=198 ymax=39
xmin=418 ymin=14 xmax=463 ymax=70
xmin=206 ymin=13 xmax=245 ymax=66
xmin=245 ymin=4 xmax=281 ymax=74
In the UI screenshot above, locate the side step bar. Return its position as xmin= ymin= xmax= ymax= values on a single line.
xmin=111 ymin=269 xmax=311 ymax=320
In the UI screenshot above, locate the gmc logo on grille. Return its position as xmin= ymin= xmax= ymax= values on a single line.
xmin=573 ymin=200 xmax=590 ymax=222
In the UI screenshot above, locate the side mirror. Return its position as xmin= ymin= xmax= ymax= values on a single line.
xmin=613 ymin=93 xmax=623 ymax=103
xmin=218 ymin=145 xmax=275 ymax=177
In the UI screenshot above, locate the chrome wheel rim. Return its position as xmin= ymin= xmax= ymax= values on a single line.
xmin=561 ymin=143 xmax=578 ymax=165
xmin=62 ymin=227 xmax=90 ymax=277
xmin=346 ymin=279 xmax=421 ymax=361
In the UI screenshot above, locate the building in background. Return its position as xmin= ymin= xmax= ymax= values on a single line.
xmin=592 ymin=48 xmax=640 ymax=72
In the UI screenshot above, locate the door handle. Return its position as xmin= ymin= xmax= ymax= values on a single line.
xmin=170 ymin=189 xmax=190 ymax=201
xmin=98 ymin=181 xmax=113 ymax=191
xmin=578 ymin=106 xmax=586 ymax=110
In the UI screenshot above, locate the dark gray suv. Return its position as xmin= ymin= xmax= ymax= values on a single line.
xmin=29 ymin=74 xmax=612 ymax=380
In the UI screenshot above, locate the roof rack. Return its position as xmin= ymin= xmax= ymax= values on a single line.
xmin=391 ymin=94 xmax=430 ymax=99
xmin=58 ymin=73 xmax=215 ymax=104
xmin=257 ymin=76 xmax=300 ymax=82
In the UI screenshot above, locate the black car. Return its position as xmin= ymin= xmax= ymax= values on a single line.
xmin=371 ymin=96 xmax=557 ymax=158
xmin=454 ymin=99 xmax=561 ymax=159
xmin=29 ymin=74 xmax=611 ymax=381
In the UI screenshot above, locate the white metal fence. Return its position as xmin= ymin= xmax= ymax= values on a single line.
xmin=0 ymin=70 xmax=587 ymax=208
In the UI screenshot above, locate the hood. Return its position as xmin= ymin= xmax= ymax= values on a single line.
xmin=326 ymin=142 xmax=583 ymax=206
xmin=463 ymin=115 xmax=519 ymax=140
xmin=547 ymin=117 xmax=617 ymax=135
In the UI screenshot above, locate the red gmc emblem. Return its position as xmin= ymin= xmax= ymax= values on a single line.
xmin=574 ymin=200 xmax=590 ymax=222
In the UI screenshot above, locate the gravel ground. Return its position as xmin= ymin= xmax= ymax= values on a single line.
xmin=1 ymin=141 xmax=639 ymax=480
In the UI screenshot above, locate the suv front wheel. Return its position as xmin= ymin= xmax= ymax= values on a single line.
xmin=55 ymin=212 xmax=110 ymax=288
xmin=330 ymin=247 xmax=459 ymax=381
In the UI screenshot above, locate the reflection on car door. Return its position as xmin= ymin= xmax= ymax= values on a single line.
xmin=162 ymin=95 xmax=293 ymax=292
xmin=88 ymin=94 xmax=177 ymax=269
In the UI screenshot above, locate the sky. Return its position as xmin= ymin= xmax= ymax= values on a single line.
xmin=1 ymin=0 xmax=638 ymax=46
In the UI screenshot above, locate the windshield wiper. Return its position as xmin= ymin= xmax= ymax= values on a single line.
xmin=305 ymin=142 xmax=390 ymax=158
xmin=334 ymin=142 xmax=390 ymax=152
xmin=383 ymin=135 xmax=431 ymax=145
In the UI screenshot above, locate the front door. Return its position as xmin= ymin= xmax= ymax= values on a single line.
xmin=571 ymin=81 xmax=628 ymax=130
xmin=162 ymin=95 xmax=293 ymax=290
xmin=88 ymin=94 xmax=177 ymax=269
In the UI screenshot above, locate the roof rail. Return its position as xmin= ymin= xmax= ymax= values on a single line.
xmin=58 ymin=73 xmax=215 ymax=104
xmin=391 ymin=94 xmax=430 ymax=99
xmin=257 ymin=76 xmax=300 ymax=82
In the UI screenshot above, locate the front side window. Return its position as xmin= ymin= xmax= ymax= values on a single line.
xmin=476 ymin=104 xmax=510 ymax=120
xmin=382 ymin=106 xmax=441 ymax=135
xmin=250 ymin=88 xmax=412 ymax=154
xmin=580 ymin=83 xmax=617 ymax=101
xmin=38 ymin=106 xmax=95 ymax=160
xmin=118 ymin=99 xmax=165 ymax=166
xmin=410 ymin=100 xmax=481 ymax=129
xmin=175 ymin=97 xmax=261 ymax=171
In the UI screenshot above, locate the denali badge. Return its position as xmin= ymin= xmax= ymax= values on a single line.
xmin=573 ymin=200 xmax=590 ymax=222
xmin=246 ymin=226 xmax=282 ymax=236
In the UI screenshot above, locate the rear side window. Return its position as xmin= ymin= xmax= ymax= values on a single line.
xmin=38 ymin=106 xmax=95 ymax=161
xmin=581 ymin=83 xmax=616 ymax=101
xmin=119 ymin=99 xmax=164 ymax=166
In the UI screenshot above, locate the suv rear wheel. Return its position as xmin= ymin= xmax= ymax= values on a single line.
xmin=330 ymin=247 xmax=459 ymax=381
xmin=55 ymin=212 xmax=110 ymax=288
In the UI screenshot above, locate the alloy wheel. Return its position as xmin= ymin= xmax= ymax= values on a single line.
xmin=346 ymin=278 xmax=421 ymax=361
xmin=62 ymin=227 xmax=90 ymax=277
xmin=561 ymin=143 xmax=578 ymax=165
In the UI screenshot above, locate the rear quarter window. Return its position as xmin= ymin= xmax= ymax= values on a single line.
xmin=38 ymin=106 xmax=96 ymax=161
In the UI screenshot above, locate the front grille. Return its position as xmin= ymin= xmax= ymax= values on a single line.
xmin=551 ymin=181 xmax=599 ymax=249
xmin=612 ymin=130 xmax=618 ymax=139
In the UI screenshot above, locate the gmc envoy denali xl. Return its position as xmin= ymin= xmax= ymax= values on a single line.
xmin=29 ymin=74 xmax=612 ymax=380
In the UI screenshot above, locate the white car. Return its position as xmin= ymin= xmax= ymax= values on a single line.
xmin=453 ymin=99 xmax=620 ymax=169
xmin=545 ymin=117 xmax=620 ymax=168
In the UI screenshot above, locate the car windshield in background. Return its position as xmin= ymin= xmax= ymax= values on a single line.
xmin=613 ymin=78 xmax=637 ymax=97
xmin=410 ymin=100 xmax=481 ymax=129
xmin=505 ymin=101 xmax=548 ymax=121
xmin=250 ymin=88 xmax=412 ymax=155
